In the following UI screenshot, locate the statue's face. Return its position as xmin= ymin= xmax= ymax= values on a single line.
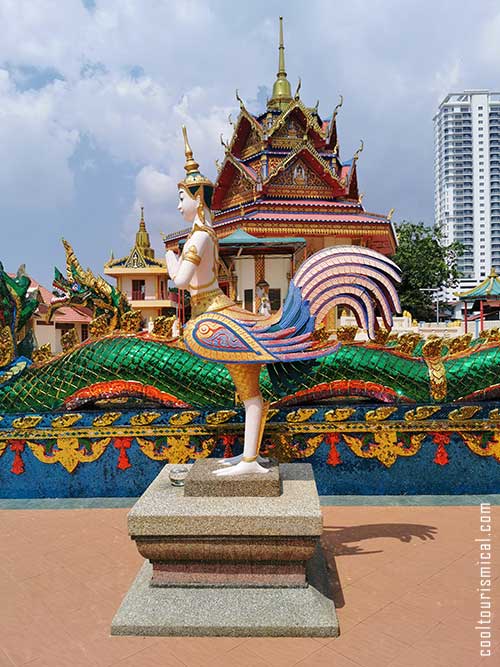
xmin=177 ymin=188 xmax=198 ymax=223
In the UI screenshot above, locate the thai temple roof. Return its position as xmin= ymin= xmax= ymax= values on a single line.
xmin=163 ymin=18 xmax=396 ymax=256
xmin=456 ymin=268 xmax=500 ymax=300
xmin=106 ymin=207 xmax=165 ymax=270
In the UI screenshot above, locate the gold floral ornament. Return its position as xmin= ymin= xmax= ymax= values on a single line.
xmin=136 ymin=435 xmax=215 ymax=462
xmin=324 ymin=407 xmax=356 ymax=422
xmin=395 ymin=332 xmax=422 ymax=355
xmin=0 ymin=441 xmax=7 ymax=458
xmin=32 ymin=343 xmax=52 ymax=365
xmin=206 ymin=410 xmax=237 ymax=425
xmin=460 ymin=433 xmax=500 ymax=462
xmin=422 ymin=337 xmax=447 ymax=401
xmin=448 ymin=406 xmax=481 ymax=421
xmin=335 ymin=326 xmax=358 ymax=342
xmin=365 ymin=407 xmax=397 ymax=422
xmin=152 ymin=315 xmax=177 ymax=339
xmin=169 ymin=411 xmax=201 ymax=426
xmin=130 ymin=411 xmax=161 ymax=426
xmin=343 ymin=432 xmax=425 ymax=468
xmin=0 ymin=325 xmax=15 ymax=367
xmin=92 ymin=412 xmax=121 ymax=427
xmin=274 ymin=433 xmax=323 ymax=462
xmin=12 ymin=415 xmax=43 ymax=430
xmin=266 ymin=409 xmax=280 ymax=421
xmin=285 ymin=408 xmax=317 ymax=423
xmin=51 ymin=414 xmax=82 ymax=429
xmin=488 ymin=408 xmax=500 ymax=421
xmin=120 ymin=310 xmax=142 ymax=334
xmin=446 ymin=334 xmax=472 ymax=355
xmin=27 ymin=437 xmax=110 ymax=473
xmin=61 ymin=328 xmax=79 ymax=352
xmin=404 ymin=406 xmax=441 ymax=421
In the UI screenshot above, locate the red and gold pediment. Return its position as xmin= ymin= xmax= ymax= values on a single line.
xmin=213 ymin=157 xmax=257 ymax=210
xmin=267 ymin=100 xmax=324 ymax=149
xmin=264 ymin=145 xmax=346 ymax=199
xmin=229 ymin=110 xmax=264 ymax=159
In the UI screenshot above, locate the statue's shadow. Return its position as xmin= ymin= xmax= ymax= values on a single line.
xmin=321 ymin=523 xmax=437 ymax=609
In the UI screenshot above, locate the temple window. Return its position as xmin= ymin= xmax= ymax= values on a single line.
xmin=132 ymin=280 xmax=146 ymax=301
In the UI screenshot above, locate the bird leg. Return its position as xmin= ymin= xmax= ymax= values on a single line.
xmin=214 ymin=364 xmax=269 ymax=476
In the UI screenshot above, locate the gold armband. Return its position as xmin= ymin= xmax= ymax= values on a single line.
xmin=182 ymin=245 xmax=201 ymax=266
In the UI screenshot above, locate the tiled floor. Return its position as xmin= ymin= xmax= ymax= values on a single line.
xmin=0 ymin=502 xmax=498 ymax=666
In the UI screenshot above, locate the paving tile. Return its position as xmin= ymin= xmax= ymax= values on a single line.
xmin=109 ymin=641 xmax=185 ymax=666
xmin=334 ymin=620 xmax=409 ymax=666
xmin=387 ymin=634 xmax=483 ymax=667
xmin=359 ymin=600 xmax=444 ymax=644
xmin=295 ymin=644 xmax=362 ymax=666
xmin=236 ymin=637 xmax=322 ymax=667
xmin=163 ymin=637 xmax=247 ymax=667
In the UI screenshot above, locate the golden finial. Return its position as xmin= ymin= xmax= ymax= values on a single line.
xmin=353 ymin=139 xmax=364 ymax=162
xmin=215 ymin=158 xmax=221 ymax=172
xmin=140 ymin=205 xmax=145 ymax=226
xmin=314 ymin=99 xmax=319 ymax=113
xmin=294 ymin=77 xmax=301 ymax=100
xmin=388 ymin=208 xmax=395 ymax=221
xmin=182 ymin=125 xmax=199 ymax=176
xmin=228 ymin=113 xmax=234 ymax=127
xmin=220 ymin=133 xmax=228 ymax=150
xmin=268 ymin=16 xmax=292 ymax=110
xmin=236 ymin=89 xmax=245 ymax=109
xmin=358 ymin=192 xmax=365 ymax=204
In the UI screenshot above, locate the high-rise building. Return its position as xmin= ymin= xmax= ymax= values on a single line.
xmin=434 ymin=90 xmax=500 ymax=300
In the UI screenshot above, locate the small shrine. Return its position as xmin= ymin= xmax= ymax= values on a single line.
xmin=105 ymin=207 xmax=175 ymax=326
xmin=164 ymin=18 xmax=396 ymax=314
xmin=456 ymin=268 xmax=500 ymax=333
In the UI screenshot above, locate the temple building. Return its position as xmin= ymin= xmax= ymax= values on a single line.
xmin=105 ymin=208 xmax=174 ymax=326
xmin=164 ymin=18 xmax=396 ymax=314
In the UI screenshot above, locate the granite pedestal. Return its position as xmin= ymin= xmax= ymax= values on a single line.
xmin=111 ymin=460 xmax=339 ymax=636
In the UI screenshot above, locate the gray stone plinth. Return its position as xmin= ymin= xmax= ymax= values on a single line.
xmin=128 ymin=463 xmax=322 ymax=537
xmin=184 ymin=459 xmax=281 ymax=497
xmin=111 ymin=544 xmax=339 ymax=637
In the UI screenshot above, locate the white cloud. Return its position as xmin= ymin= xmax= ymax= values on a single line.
xmin=0 ymin=69 xmax=78 ymax=209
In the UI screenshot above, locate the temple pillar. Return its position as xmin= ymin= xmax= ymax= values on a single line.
xmin=254 ymin=254 xmax=265 ymax=313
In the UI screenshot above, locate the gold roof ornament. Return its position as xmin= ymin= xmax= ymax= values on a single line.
xmin=178 ymin=125 xmax=214 ymax=205
xmin=268 ymin=17 xmax=293 ymax=111
xmin=387 ymin=208 xmax=395 ymax=221
xmin=135 ymin=206 xmax=154 ymax=259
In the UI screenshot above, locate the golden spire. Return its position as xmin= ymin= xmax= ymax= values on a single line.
xmin=135 ymin=206 xmax=154 ymax=259
xmin=268 ymin=17 xmax=292 ymax=111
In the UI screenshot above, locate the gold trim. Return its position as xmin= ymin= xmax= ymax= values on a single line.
xmin=182 ymin=245 xmax=201 ymax=266
xmin=242 ymin=455 xmax=258 ymax=462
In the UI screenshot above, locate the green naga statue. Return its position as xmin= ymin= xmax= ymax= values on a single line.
xmin=1 ymin=240 xmax=500 ymax=414
xmin=48 ymin=239 xmax=133 ymax=334
xmin=0 ymin=262 xmax=39 ymax=369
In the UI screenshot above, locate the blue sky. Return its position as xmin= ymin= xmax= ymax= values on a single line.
xmin=1 ymin=0 xmax=500 ymax=286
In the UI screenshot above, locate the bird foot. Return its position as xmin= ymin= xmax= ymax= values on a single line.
xmin=213 ymin=461 xmax=270 ymax=476
xmin=220 ymin=454 xmax=269 ymax=466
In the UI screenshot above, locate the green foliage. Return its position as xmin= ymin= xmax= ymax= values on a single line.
xmin=393 ymin=221 xmax=463 ymax=322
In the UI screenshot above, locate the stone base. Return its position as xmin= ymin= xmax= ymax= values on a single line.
xmin=111 ymin=544 xmax=339 ymax=637
xmin=184 ymin=458 xmax=281 ymax=497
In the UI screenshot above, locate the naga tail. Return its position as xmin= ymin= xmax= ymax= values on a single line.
xmin=287 ymin=245 xmax=402 ymax=339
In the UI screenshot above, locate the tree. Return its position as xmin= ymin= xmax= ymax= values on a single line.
xmin=392 ymin=221 xmax=463 ymax=322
